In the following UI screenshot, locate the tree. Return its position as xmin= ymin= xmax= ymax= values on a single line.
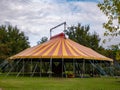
xmin=98 ymin=0 xmax=120 ymax=37
xmin=64 ymin=23 xmax=104 ymax=53
xmin=37 ymin=36 xmax=48 ymax=45
xmin=0 ymin=25 xmax=30 ymax=61
xmin=106 ymin=45 xmax=120 ymax=61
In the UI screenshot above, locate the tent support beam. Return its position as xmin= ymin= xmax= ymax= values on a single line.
xmin=31 ymin=62 xmax=38 ymax=77
xmin=16 ymin=63 xmax=24 ymax=77
xmin=16 ymin=60 xmax=29 ymax=77
xmin=6 ymin=59 xmax=21 ymax=77
xmin=16 ymin=59 xmax=28 ymax=77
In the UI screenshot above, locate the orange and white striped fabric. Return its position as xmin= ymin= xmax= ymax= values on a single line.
xmin=9 ymin=33 xmax=112 ymax=61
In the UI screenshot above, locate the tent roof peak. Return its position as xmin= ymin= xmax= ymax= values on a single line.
xmin=50 ymin=33 xmax=66 ymax=40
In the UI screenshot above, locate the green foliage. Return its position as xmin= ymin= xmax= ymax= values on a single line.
xmin=37 ymin=36 xmax=48 ymax=45
xmin=64 ymin=23 xmax=104 ymax=53
xmin=98 ymin=0 xmax=120 ymax=37
xmin=116 ymin=51 xmax=120 ymax=61
xmin=0 ymin=25 xmax=30 ymax=60
xmin=106 ymin=45 xmax=120 ymax=61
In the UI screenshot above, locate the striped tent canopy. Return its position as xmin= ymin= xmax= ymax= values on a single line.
xmin=9 ymin=33 xmax=112 ymax=61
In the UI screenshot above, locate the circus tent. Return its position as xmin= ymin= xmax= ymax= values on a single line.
xmin=7 ymin=33 xmax=113 ymax=77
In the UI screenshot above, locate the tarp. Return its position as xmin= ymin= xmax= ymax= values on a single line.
xmin=9 ymin=33 xmax=113 ymax=61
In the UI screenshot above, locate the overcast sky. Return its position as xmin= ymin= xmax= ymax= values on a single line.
xmin=0 ymin=0 xmax=119 ymax=47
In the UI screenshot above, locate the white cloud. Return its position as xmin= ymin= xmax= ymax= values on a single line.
xmin=0 ymin=0 xmax=119 ymax=47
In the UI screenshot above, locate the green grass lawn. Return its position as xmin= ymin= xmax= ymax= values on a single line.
xmin=0 ymin=76 xmax=120 ymax=90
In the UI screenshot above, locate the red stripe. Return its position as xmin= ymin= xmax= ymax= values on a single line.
xmin=31 ymin=41 xmax=56 ymax=55
xmin=36 ymin=42 xmax=56 ymax=56
xmin=68 ymin=39 xmax=90 ymax=56
xmin=66 ymin=41 xmax=81 ymax=56
xmin=48 ymin=41 xmax=60 ymax=56
xmin=64 ymin=40 xmax=73 ymax=56
xmin=27 ymin=39 xmax=54 ymax=56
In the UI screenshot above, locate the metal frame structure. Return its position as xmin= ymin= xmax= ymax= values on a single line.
xmin=50 ymin=22 xmax=66 ymax=38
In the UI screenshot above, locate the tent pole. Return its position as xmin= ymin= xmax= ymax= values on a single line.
xmin=78 ymin=62 xmax=81 ymax=77
xmin=31 ymin=62 xmax=38 ymax=77
xmin=51 ymin=58 xmax=52 ymax=77
xmin=82 ymin=59 xmax=85 ymax=78
xmin=100 ymin=61 xmax=102 ymax=76
xmin=39 ymin=60 xmax=40 ymax=77
xmin=73 ymin=59 xmax=75 ymax=77
xmin=62 ymin=58 xmax=64 ymax=78
xmin=63 ymin=61 xmax=67 ymax=78
xmin=40 ymin=59 xmax=42 ymax=77
xmin=16 ymin=60 xmax=18 ymax=73
xmin=23 ymin=59 xmax=25 ymax=76
xmin=30 ymin=59 xmax=32 ymax=77
xmin=93 ymin=60 xmax=94 ymax=77
xmin=76 ymin=61 xmax=78 ymax=76
xmin=49 ymin=58 xmax=52 ymax=77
